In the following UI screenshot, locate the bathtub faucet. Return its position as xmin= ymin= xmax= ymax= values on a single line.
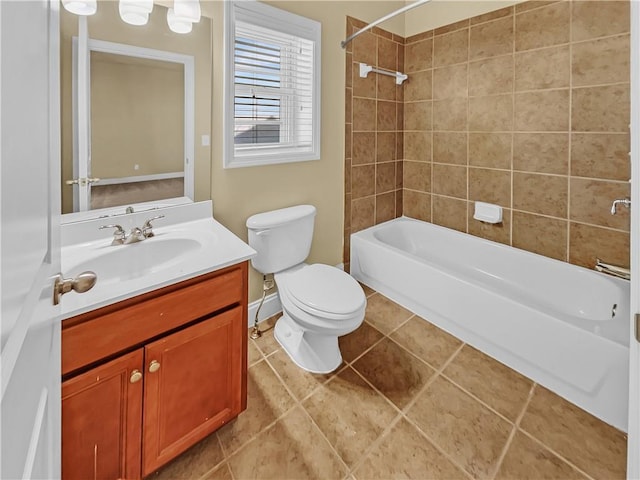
xmin=595 ymin=258 xmax=630 ymax=281
xmin=610 ymin=198 xmax=631 ymax=215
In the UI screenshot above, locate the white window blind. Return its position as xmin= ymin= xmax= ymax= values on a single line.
xmin=224 ymin=1 xmax=321 ymax=168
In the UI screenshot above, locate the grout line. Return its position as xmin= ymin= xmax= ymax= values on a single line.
xmin=566 ymin=4 xmax=574 ymax=262
xmin=198 ymin=434 xmax=233 ymax=480
xmin=510 ymin=10 xmax=516 ymax=247
xmin=465 ymin=23 xmax=471 ymax=233
xmin=430 ymin=33 xmax=434 ymax=222
xmin=487 ymin=380 xmax=536 ymax=480
xmin=344 ymin=407 xmax=405 ymax=478
xmin=516 ymin=428 xmax=598 ymax=480
xmin=298 ymin=402 xmax=352 ymax=476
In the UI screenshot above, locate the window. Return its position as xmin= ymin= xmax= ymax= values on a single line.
xmin=224 ymin=1 xmax=321 ymax=168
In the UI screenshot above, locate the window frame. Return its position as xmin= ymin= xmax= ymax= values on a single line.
xmin=223 ymin=0 xmax=321 ymax=169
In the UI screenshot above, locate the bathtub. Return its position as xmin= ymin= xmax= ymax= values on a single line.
xmin=350 ymin=217 xmax=630 ymax=431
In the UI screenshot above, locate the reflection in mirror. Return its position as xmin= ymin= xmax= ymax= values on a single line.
xmin=79 ymin=41 xmax=194 ymax=210
xmin=60 ymin=1 xmax=212 ymax=217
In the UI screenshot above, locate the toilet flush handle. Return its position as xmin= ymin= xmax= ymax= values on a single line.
xmin=254 ymin=229 xmax=271 ymax=236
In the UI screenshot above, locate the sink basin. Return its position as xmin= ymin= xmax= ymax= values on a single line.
xmin=68 ymin=237 xmax=202 ymax=285
xmin=60 ymin=202 xmax=257 ymax=318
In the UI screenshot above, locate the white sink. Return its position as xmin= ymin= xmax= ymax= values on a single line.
xmin=60 ymin=202 xmax=256 ymax=318
xmin=68 ymin=237 xmax=202 ymax=284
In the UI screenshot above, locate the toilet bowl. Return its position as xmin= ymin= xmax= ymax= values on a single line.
xmin=274 ymin=264 xmax=366 ymax=373
xmin=246 ymin=205 xmax=367 ymax=374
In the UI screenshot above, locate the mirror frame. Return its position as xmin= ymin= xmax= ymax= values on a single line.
xmin=70 ymin=31 xmax=195 ymax=213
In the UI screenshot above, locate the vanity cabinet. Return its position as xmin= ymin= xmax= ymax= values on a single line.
xmin=61 ymin=262 xmax=248 ymax=480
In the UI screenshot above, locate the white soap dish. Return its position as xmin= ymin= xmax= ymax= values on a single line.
xmin=473 ymin=201 xmax=502 ymax=224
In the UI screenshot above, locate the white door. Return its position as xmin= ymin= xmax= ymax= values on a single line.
xmin=628 ymin=1 xmax=640 ymax=478
xmin=1 ymin=0 xmax=62 ymax=478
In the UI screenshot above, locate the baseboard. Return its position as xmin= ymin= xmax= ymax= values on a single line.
xmin=247 ymin=291 xmax=282 ymax=327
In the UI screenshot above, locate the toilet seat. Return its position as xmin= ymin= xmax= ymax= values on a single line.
xmin=276 ymin=264 xmax=366 ymax=322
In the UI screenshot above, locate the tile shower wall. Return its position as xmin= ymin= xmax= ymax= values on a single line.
xmin=401 ymin=0 xmax=631 ymax=268
xmin=344 ymin=18 xmax=405 ymax=271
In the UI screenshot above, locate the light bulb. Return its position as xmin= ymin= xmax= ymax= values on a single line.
xmin=119 ymin=0 xmax=153 ymax=26
xmin=167 ymin=7 xmax=192 ymax=34
xmin=61 ymin=0 xmax=97 ymax=15
xmin=173 ymin=0 xmax=201 ymax=23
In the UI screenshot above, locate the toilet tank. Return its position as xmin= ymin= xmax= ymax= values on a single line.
xmin=246 ymin=205 xmax=316 ymax=274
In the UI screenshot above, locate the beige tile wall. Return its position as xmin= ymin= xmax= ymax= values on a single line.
xmin=344 ymin=18 xmax=405 ymax=271
xmin=401 ymin=0 xmax=631 ymax=268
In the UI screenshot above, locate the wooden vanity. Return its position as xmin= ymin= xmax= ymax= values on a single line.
xmin=61 ymin=262 xmax=248 ymax=479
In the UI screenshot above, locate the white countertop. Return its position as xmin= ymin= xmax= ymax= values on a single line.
xmin=60 ymin=201 xmax=256 ymax=318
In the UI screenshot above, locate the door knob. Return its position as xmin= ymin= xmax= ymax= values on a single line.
xmin=148 ymin=360 xmax=160 ymax=373
xmin=52 ymin=271 xmax=97 ymax=305
xmin=130 ymin=370 xmax=143 ymax=383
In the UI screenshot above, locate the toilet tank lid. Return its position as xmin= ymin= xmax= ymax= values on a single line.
xmin=246 ymin=205 xmax=316 ymax=230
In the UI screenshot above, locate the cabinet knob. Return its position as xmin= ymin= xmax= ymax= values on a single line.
xmin=148 ymin=360 xmax=160 ymax=373
xmin=130 ymin=370 xmax=143 ymax=383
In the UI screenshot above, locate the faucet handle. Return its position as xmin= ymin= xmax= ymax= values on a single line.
xmin=99 ymin=224 xmax=125 ymax=245
xmin=142 ymin=215 xmax=165 ymax=238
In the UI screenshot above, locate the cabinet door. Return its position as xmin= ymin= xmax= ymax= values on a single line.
xmin=142 ymin=307 xmax=244 ymax=476
xmin=62 ymin=349 xmax=144 ymax=480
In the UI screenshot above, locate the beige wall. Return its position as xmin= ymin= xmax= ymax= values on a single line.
xmin=91 ymin=53 xmax=184 ymax=178
xmin=60 ymin=1 xmax=211 ymax=213
xmin=207 ymin=1 xmax=406 ymax=301
xmin=404 ymin=0 xmax=525 ymax=37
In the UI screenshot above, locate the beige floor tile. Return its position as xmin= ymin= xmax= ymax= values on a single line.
xmin=390 ymin=316 xmax=462 ymax=369
xmin=302 ymin=367 xmax=399 ymax=467
xmin=520 ymin=386 xmax=627 ymax=479
xmin=443 ymin=345 xmax=533 ymax=421
xmin=148 ymin=432 xmax=224 ymax=480
xmin=358 ymin=282 xmax=376 ymax=297
xmin=338 ymin=322 xmax=384 ymax=363
xmin=217 ymin=360 xmax=295 ymax=456
xmin=202 ymin=462 xmax=234 ymax=480
xmin=352 ymin=338 xmax=435 ymax=409
xmin=363 ymin=293 xmax=414 ymax=335
xmin=253 ymin=314 xmax=282 ymax=356
xmin=495 ymin=431 xmax=587 ymax=480
xmin=267 ymin=349 xmax=336 ymax=401
xmin=353 ymin=418 xmax=467 ymax=480
xmin=247 ymin=338 xmax=262 ymax=366
xmin=407 ymin=375 xmax=512 ymax=478
xmin=227 ymin=407 xmax=348 ymax=480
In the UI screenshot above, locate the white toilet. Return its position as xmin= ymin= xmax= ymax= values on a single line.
xmin=246 ymin=205 xmax=366 ymax=374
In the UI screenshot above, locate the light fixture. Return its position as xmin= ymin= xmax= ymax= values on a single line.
xmin=61 ymin=0 xmax=97 ymax=15
xmin=119 ymin=0 xmax=153 ymax=26
xmin=174 ymin=0 xmax=201 ymax=23
xmin=167 ymin=0 xmax=201 ymax=34
xmin=167 ymin=7 xmax=192 ymax=34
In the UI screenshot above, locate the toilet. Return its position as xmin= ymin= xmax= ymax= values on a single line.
xmin=246 ymin=205 xmax=366 ymax=374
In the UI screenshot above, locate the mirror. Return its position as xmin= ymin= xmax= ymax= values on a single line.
xmin=60 ymin=1 xmax=212 ymax=218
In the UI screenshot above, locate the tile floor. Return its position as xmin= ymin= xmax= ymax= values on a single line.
xmin=150 ymin=286 xmax=627 ymax=480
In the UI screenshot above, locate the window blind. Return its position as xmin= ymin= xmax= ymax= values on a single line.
xmin=233 ymin=22 xmax=315 ymax=156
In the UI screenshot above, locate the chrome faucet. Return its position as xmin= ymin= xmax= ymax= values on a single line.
xmin=99 ymin=224 xmax=126 ymax=245
xmin=141 ymin=215 xmax=164 ymax=238
xmin=124 ymin=227 xmax=145 ymax=244
xmin=99 ymin=215 xmax=164 ymax=245
xmin=610 ymin=198 xmax=631 ymax=215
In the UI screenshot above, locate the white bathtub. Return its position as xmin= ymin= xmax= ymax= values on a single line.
xmin=351 ymin=217 xmax=630 ymax=431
